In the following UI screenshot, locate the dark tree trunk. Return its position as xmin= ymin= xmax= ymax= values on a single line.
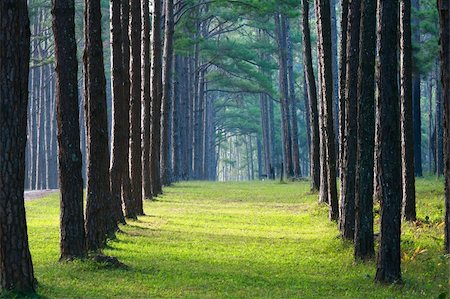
xmin=315 ymin=0 xmax=339 ymax=220
xmin=375 ymin=0 xmax=402 ymax=284
xmin=161 ymin=0 xmax=175 ymax=185
xmin=340 ymin=0 xmax=360 ymax=240
xmin=52 ymin=0 xmax=87 ymax=260
xmin=354 ymin=0 xmax=376 ymax=260
xmin=330 ymin=0 xmax=339 ymax=159
xmin=142 ymin=0 xmax=152 ymax=199
xmin=436 ymin=63 xmax=444 ymax=176
xmin=302 ymin=0 xmax=320 ymax=191
xmin=412 ymin=0 xmax=422 ymax=177
xmin=400 ymin=0 xmax=416 ymax=221
xmin=84 ymin=0 xmax=111 ymax=251
xmin=338 ymin=0 xmax=349 ymax=179
xmin=109 ymin=0 xmax=127 ymax=229
xmin=437 ymin=0 xmax=449 ymax=253
xmin=130 ymin=0 xmax=143 ymax=215
xmin=120 ymin=0 xmax=134 ymax=218
xmin=150 ymin=0 xmax=163 ymax=195
xmin=0 ymin=0 xmax=35 ymax=292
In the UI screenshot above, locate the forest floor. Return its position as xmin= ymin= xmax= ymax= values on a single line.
xmin=19 ymin=178 xmax=449 ymax=298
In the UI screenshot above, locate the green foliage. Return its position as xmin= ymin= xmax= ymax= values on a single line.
xmin=23 ymin=179 xmax=448 ymax=298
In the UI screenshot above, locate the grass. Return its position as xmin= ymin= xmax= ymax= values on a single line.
xmin=13 ymin=178 xmax=450 ymax=298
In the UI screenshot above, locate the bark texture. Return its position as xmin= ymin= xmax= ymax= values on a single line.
xmin=52 ymin=0 xmax=87 ymax=259
xmin=400 ymin=0 xmax=417 ymax=221
xmin=302 ymin=0 xmax=320 ymax=191
xmin=354 ymin=0 xmax=376 ymax=260
xmin=84 ymin=0 xmax=111 ymax=251
xmin=0 ymin=0 xmax=35 ymax=292
xmin=375 ymin=0 xmax=402 ymax=284
xmin=130 ymin=0 xmax=143 ymax=215
xmin=437 ymin=0 xmax=449 ymax=253
xmin=340 ymin=0 xmax=360 ymax=240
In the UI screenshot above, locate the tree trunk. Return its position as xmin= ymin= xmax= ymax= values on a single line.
xmin=354 ymin=0 xmax=376 ymax=260
xmin=400 ymin=0 xmax=416 ymax=222
xmin=142 ymin=0 xmax=152 ymax=199
xmin=0 ymin=0 xmax=35 ymax=292
xmin=340 ymin=0 xmax=360 ymax=240
xmin=52 ymin=0 xmax=87 ymax=260
xmin=275 ymin=12 xmax=294 ymax=179
xmin=330 ymin=0 xmax=339 ymax=163
xmin=315 ymin=0 xmax=339 ymax=220
xmin=120 ymin=0 xmax=134 ymax=218
xmin=338 ymin=0 xmax=349 ymax=179
xmin=302 ymin=0 xmax=320 ymax=191
xmin=109 ymin=0 xmax=127 ymax=229
xmin=161 ymin=0 xmax=175 ymax=185
xmin=286 ymin=18 xmax=301 ymax=178
xmin=412 ymin=0 xmax=422 ymax=177
xmin=375 ymin=0 xmax=402 ymax=283
xmin=130 ymin=0 xmax=143 ymax=215
xmin=437 ymin=0 xmax=449 ymax=254
xmin=84 ymin=0 xmax=111 ymax=251
xmin=150 ymin=0 xmax=163 ymax=195
xmin=436 ymin=63 xmax=444 ymax=176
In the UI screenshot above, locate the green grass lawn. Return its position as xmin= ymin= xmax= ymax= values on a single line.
xmin=19 ymin=179 xmax=449 ymax=298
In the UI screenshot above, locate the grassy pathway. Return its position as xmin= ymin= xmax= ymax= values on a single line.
xmin=25 ymin=180 xmax=447 ymax=298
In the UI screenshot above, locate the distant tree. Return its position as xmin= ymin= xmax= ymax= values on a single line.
xmin=52 ymin=0 xmax=87 ymax=259
xmin=301 ymin=0 xmax=320 ymax=191
xmin=400 ymin=0 xmax=417 ymax=221
xmin=375 ymin=0 xmax=402 ymax=284
xmin=84 ymin=0 xmax=111 ymax=250
xmin=354 ymin=0 xmax=376 ymax=260
xmin=0 ymin=0 xmax=35 ymax=292
xmin=315 ymin=0 xmax=339 ymax=220
xmin=437 ymin=0 xmax=449 ymax=253
xmin=130 ymin=0 xmax=143 ymax=215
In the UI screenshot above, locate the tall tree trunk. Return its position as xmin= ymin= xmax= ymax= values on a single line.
xmin=161 ymin=0 xmax=175 ymax=185
xmin=315 ymin=0 xmax=339 ymax=220
xmin=338 ymin=0 xmax=349 ymax=180
xmin=130 ymin=0 xmax=143 ymax=215
xmin=0 ymin=0 xmax=35 ymax=292
xmin=412 ymin=0 xmax=422 ymax=177
xmin=109 ymin=0 xmax=127 ymax=229
xmin=330 ymin=0 xmax=339 ymax=162
xmin=354 ymin=0 xmax=376 ymax=260
xmin=302 ymin=0 xmax=320 ymax=191
xmin=436 ymin=63 xmax=444 ymax=176
xmin=120 ymin=0 xmax=134 ymax=218
xmin=400 ymin=0 xmax=416 ymax=221
xmin=437 ymin=0 xmax=449 ymax=254
xmin=428 ymin=79 xmax=434 ymax=173
xmin=275 ymin=12 xmax=294 ymax=179
xmin=150 ymin=0 xmax=163 ymax=195
xmin=142 ymin=0 xmax=152 ymax=199
xmin=375 ymin=0 xmax=402 ymax=284
xmin=286 ymin=18 xmax=301 ymax=178
xmin=340 ymin=0 xmax=360 ymax=240
xmin=84 ymin=0 xmax=111 ymax=251
xmin=52 ymin=0 xmax=87 ymax=260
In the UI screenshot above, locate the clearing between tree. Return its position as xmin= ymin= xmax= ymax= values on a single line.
xmin=26 ymin=179 xmax=447 ymax=298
